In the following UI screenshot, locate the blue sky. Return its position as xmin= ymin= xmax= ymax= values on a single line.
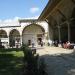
xmin=0 ymin=0 xmax=48 ymax=20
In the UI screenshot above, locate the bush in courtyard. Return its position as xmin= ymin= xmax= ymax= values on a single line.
xmin=38 ymin=58 xmax=48 ymax=75
xmin=21 ymin=44 xmax=47 ymax=75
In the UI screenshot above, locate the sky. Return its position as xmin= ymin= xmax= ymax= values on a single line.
xmin=0 ymin=0 xmax=48 ymax=20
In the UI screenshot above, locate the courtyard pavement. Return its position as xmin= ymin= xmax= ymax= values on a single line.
xmin=36 ymin=46 xmax=75 ymax=75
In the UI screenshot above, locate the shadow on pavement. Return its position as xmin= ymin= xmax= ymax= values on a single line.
xmin=40 ymin=49 xmax=75 ymax=75
xmin=0 ymin=51 xmax=23 ymax=75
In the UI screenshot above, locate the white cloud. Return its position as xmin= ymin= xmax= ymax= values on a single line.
xmin=14 ymin=16 xmax=39 ymax=19
xmin=14 ymin=16 xmax=21 ymax=20
xmin=24 ymin=16 xmax=39 ymax=19
xmin=0 ymin=20 xmax=2 ymax=22
xmin=4 ymin=19 xmax=12 ymax=22
xmin=0 ymin=16 xmax=39 ymax=24
xmin=30 ymin=7 xmax=39 ymax=14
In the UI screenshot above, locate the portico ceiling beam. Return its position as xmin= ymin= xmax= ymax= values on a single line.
xmin=56 ymin=9 xmax=75 ymax=24
xmin=71 ymin=0 xmax=75 ymax=4
xmin=57 ymin=8 xmax=75 ymax=21
xmin=59 ymin=18 xmax=75 ymax=26
xmin=48 ymin=15 xmax=57 ymax=23
xmin=57 ymin=9 xmax=67 ymax=20
xmin=45 ymin=15 xmax=57 ymax=27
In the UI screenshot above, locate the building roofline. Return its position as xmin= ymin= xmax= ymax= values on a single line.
xmin=19 ymin=19 xmax=44 ymax=23
xmin=0 ymin=25 xmax=21 ymax=28
xmin=38 ymin=0 xmax=61 ymax=20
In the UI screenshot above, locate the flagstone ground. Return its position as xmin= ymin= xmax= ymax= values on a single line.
xmin=36 ymin=46 xmax=75 ymax=75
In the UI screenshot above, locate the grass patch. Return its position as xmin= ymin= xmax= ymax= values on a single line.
xmin=0 ymin=48 xmax=24 ymax=75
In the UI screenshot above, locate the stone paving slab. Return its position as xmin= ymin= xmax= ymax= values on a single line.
xmin=36 ymin=46 xmax=73 ymax=56
xmin=36 ymin=46 xmax=75 ymax=75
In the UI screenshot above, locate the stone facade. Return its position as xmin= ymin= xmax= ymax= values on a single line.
xmin=0 ymin=19 xmax=48 ymax=48
xmin=39 ymin=0 xmax=75 ymax=43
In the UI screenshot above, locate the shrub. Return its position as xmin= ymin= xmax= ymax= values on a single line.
xmin=38 ymin=58 xmax=48 ymax=75
xmin=21 ymin=44 xmax=47 ymax=75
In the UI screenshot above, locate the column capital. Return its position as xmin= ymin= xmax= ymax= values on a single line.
xmin=57 ymin=25 xmax=61 ymax=28
xmin=20 ymin=35 xmax=22 ymax=37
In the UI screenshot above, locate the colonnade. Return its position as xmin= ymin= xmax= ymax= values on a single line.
xmin=57 ymin=21 xmax=71 ymax=43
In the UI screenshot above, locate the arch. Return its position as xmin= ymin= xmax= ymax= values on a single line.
xmin=22 ymin=24 xmax=45 ymax=35
xmin=9 ymin=29 xmax=20 ymax=47
xmin=0 ymin=29 xmax=7 ymax=38
xmin=9 ymin=29 xmax=20 ymax=37
xmin=22 ymin=24 xmax=45 ymax=45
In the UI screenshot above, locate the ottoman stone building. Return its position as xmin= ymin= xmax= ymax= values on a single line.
xmin=0 ymin=0 xmax=75 ymax=48
xmin=39 ymin=0 xmax=75 ymax=43
xmin=0 ymin=19 xmax=48 ymax=48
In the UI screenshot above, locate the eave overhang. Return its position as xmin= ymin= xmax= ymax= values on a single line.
xmin=38 ymin=0 xmax=61 ymax=20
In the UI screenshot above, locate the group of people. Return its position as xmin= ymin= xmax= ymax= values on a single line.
xmin=54 ymin=41 xmax=74 ymax=49
xmin=48 ymin=40 xmax=74 ymax=49
xmin=31 ymin=39 xmax=74 ymax=49
xmin=63 ymin=41 xmax=71 ymax=49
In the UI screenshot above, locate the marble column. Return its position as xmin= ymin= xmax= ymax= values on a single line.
xmin=20 ymin=35 xmax=22 ymax=46
xmin=67 ymin=22 xmax=70 ymax=42
xmin=7 ymin=35 xmax=10 ymax=48
xmin=57 ymin=25 xmax=61 ymax=43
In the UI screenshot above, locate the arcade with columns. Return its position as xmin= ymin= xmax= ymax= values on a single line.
xmin=39 ymin=0 xmax=75 ymax=44
xmin=0 ymin=19 xmax=48 ymax=48
xmin=0 ymin=0 xmax=75 ymax=48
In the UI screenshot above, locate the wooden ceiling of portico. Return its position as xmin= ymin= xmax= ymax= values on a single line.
xmin=40 ymin=0 xmax=75 ymax=28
